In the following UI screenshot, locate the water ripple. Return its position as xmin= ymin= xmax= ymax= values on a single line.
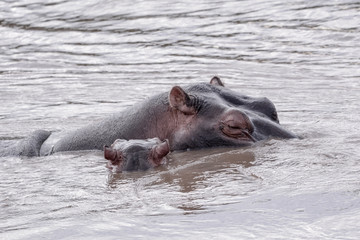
xmin=1 ymin=0 xmax=360 ymax=239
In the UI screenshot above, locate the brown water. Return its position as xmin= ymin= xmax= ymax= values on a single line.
xmin=1 ymin=0 xmax=360 ymax=239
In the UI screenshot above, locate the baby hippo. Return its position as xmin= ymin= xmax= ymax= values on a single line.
xmin=104 ymin=138 xmax=170 ymax=172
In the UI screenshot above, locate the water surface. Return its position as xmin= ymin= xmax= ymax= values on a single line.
xmin=1 ymin=0 xmax=359 ymax=239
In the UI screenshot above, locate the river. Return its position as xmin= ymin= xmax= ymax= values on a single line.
xmin=0 ymin=0 xmax=359 ymax=239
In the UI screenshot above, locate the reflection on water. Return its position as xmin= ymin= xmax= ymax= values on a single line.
xmin=105 ymin=148 xmax=257 ymax=213
xmin=1 ymin=0 xmax=360 ymax=239
xmin=107 ymin=148 xmax=256 ymax=191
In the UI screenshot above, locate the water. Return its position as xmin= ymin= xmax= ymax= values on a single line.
xmin=1 ymin=0 xmax=359 ymax=239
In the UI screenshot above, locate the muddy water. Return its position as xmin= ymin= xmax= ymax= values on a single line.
xmin=1 ymin=0 xmax=359 ymax=239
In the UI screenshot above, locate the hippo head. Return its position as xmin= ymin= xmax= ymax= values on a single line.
xmin=167 ymin=77 xmax=296 ymax=150
xmin=104 ymin=138 xmax=170 ymax=172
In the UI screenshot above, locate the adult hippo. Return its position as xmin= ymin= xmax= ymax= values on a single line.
xmin=0 ymin=77 xmax=296 ymax=157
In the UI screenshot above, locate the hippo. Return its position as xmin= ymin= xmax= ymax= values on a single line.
xmin=104 ymin=138 xmax=170 ymax=172
xmin=0 ymin=130 xmax=51 ymax=157
xmin=0 ymin=77 xmax=296 ymax=157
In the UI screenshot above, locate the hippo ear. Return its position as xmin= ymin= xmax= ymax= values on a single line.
xmin=154 ymin=140 xmax=170 ymax=158
xmin=152 ymin=140 xmax=170 ymax=165
xmin=210 ymin=76 xmax=225 ymax=87
xmin=104 ymin=146 xmax=123 ymax=164
xmin=169 ymin=86 xmax=196 ymax=115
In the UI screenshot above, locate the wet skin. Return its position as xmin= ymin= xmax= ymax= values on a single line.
xmin=104 ymin=138 xmax=170 ymax=172
xmin=1 ymin=77 xmax=296 ymax=157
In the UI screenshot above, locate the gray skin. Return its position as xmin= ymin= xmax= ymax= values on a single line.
xmin=0 ymin=77 xmax=296 ymax=157
xmin=0 ymin=130 xmax=51 ymax=157
xmin=104 ymin=138 xmax=170 ymax=172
